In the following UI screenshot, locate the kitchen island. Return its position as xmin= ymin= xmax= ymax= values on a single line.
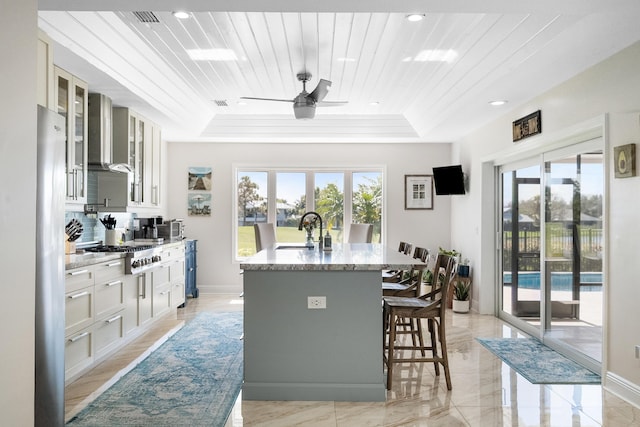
xmin=240 ymin=243 xmax=420 ymax=402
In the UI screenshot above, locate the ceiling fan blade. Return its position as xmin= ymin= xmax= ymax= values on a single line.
xmin=240 ymin=96 xmax=293 ymax=103
xmin=307 ymin=79 xmax=331 ymax=102
xmin=316 ymin=101 xmax=348 ymax=107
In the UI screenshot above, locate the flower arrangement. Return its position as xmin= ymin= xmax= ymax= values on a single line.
xmin=302 ymin=215 xmax=319 ymax=234
xmin=302 ymin=215 xmax=318 ymax=235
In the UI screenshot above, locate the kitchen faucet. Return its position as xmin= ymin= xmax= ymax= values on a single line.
xmin=298 ymin=211 xmax=323 ymax=249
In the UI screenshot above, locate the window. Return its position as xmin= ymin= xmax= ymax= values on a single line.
xmin=236 ymin=168 xmax=383 ymax=258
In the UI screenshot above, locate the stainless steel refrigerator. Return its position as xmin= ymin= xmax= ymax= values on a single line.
xmin=35 ymin=105 xmax=66 ymax=426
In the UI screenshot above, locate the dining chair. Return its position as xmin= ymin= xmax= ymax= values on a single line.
xmin=382 ymin=242 xmax=420 ymax=282
xmin=254 ymin=223 xmax=276 ymax=252
xmin=382 ymin=253 xmax=456 ymax=390
xmin=382 ymin=247 xmax=429 ymax=296
xmin=347 ymin=223 xmax=373 ymax=243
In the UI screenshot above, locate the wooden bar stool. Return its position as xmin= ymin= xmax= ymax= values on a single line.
xmin=382 ymin=253 xmax=455 ymax=390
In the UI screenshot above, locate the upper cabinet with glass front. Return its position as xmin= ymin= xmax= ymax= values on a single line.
xmin=113 ymin=107 xmax=161 ymax=208
xmin=54 ymin=66 xmax=88 ymax=207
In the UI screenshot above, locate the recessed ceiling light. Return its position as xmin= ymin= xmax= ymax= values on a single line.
xmin=173 ymin=11 xmax=190 ymax=19
xmin=413 ymin=49 xmax=458 ymax=63
xmin=187 ymin=48 xmax=238 ymax=61
xmin=369 ymin=101 xmax=380 ymax=106
xmin=337 ymin=57 xmax=356 ymax=62
xmin=489 ymin=100 xmax=508 ymax=106
xmin=406 ymin=14 xmax=425 ymax=22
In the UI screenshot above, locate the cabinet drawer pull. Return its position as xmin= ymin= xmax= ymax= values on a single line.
xmin=106 ymin=280 xmax=122 ymax=287
xmin=105 ymin=315 xmax=122 ymax=324
xmin=68 ymin=291 xmax=89 ymax=299
xmin=106 ymin=262 xmax=122 ymax=267
xmin=68 ymin=269 xmax=89 ymax=276
xmin=69 ymin=332 xmax=89 ymax=343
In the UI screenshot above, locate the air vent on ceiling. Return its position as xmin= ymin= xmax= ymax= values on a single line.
xmin=133 ymin=11 xmax=160 ymax=23
xmin=214 ymin=100 xmax=229 ymax=107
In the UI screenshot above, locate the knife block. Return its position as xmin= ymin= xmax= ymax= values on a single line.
xmin=65 ymin=238 xmax=76 ymax=255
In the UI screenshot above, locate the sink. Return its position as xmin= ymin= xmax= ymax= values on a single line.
xmin=275 ymin=245 xmax=313 ymax=250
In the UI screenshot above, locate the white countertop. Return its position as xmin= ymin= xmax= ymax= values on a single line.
xmin=240 ymin=243 xmax=421 ymax=271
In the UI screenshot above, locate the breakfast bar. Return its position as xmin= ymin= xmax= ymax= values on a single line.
xmin=240 ymin=243 xmax=419 ymax=402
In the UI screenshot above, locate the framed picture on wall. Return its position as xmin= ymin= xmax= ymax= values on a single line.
xmin=188 ymin=193 xmax=212 ymax=216
xmin=404 ymin=175 xmax=433 ymax=210
xmin=188 ymin=167 xmax=213 ymax=190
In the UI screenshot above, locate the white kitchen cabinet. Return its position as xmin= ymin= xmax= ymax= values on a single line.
xmin=65 ymin=325 xmax=94 ymax=382
xmin=65 ymin=286 xmax=94 ymax=337
xmin=113 ymin=107 xmax=162 ymax=208
xmin=94 ymin=310 xmax=126 ymax=359
xmin=55 ymin=66 xmax=88 ymax=207
xmin=122 ymin=274 xmax=139 ymax=335
xmin=150 ymin=124 xmax=162 ymax=206
xmin=37 ymin=30 xmax=54 ymax=109
xmin=138 ymin=271 xmax=153 ymax=327
xmin=152 ymin=264 xmax=171 ymax=317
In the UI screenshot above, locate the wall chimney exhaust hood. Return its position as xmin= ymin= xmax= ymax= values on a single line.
xmin=88 ymin=93 xmax=131 ymax=173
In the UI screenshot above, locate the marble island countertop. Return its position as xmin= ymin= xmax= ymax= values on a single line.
xmin=240 ymin=243 xmax=421 ymax=271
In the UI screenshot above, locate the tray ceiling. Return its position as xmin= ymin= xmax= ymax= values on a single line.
xmin=38 ymin=1 xmax=640 ymax=142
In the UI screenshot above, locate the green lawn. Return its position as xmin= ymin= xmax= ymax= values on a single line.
xmin=238 ymin=224 xmax=379 ymax=257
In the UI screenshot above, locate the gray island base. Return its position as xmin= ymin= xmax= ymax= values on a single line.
xmin=240 ymin=243 xmax=419 ymax=402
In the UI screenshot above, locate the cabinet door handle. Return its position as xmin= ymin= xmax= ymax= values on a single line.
xmin=69 ymin=331 xmax=89 ymax=343
xmin=138 ymin=276 xmax=146 ymax=298
xmin=106 ymin=262 xmax=122 ymax=267
xmin=160 ymin=290 xmax=170 ymax=296
xmin=68 ymin=291 xmax=89 ymax=299
xmin=105 ymin=314 xmax=122 ymax=324
xmin=106 ymin=280 xmax=122 ymax=287
xmin=68 ymin=269 xmax=89 ymax=276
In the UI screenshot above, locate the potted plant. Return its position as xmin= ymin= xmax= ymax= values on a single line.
xmin=452 ymin=280 xmax=470 ymax=313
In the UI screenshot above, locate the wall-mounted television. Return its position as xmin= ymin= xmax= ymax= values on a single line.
xmin=432 ymin=165 xmax=465 ymax=195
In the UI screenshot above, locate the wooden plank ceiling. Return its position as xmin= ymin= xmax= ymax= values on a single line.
xmin=37 ymin=5 xmax=640 ymax=142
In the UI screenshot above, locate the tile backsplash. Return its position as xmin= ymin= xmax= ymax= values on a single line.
xmin=65 ymin=211 xmax=136 ymax=244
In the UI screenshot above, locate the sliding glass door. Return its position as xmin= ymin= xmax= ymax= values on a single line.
xmin=499 ymin=142 xmax=603 ymax=367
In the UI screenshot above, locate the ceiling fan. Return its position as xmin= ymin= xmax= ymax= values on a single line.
xmin=241 ymin=72 xmax=347 ymax=119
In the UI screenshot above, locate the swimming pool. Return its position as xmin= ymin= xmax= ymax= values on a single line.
xmin=503 ymin=271 xmax=602 ymax=292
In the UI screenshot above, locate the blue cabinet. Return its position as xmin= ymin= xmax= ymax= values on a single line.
xmin=185 ymin=239 xmax=198 ymax=299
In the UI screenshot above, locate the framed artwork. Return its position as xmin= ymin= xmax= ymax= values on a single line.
xmin=614 ymin=143 xmax=636 ymax=178
xmin=405 ymin=175 xmax=433 ymax=210
xmin=513 ymin=110 xmax=542 ymax=142
xmin=188 ymin=193 xmax=212 ymax=216
xmin=188 ymin=167 xmax=212 ymax=190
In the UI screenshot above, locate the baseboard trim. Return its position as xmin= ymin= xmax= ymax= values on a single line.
xmin=197 ymin=284 xmax=241 ymax=294
xmin=605 ymin=371 xmax=640 ymax=409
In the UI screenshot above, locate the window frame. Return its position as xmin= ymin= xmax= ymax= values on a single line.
xmin=234 ymin=165 xmax=385 ymax=261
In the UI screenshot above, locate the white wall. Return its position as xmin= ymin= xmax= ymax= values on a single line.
xmin=165 ymin=142 xmax=453 ymax=293
xmin=0 ymin=0 xmax=37 ymax=424
xmin=452 ymin=41 xmax=640 ymax=402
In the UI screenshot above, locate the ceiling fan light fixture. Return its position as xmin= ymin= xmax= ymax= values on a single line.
xmin=172 ymin=11 xmax=190 ymax=19
xmin=406 ymin=14 xmax=425 ymax=22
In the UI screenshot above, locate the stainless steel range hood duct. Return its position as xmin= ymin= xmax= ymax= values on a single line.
xmin=88 ymin=93 xmax=131 ymax=173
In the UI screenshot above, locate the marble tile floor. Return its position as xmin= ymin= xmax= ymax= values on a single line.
xmin=65 ymin=294 xmax=640 ymax=426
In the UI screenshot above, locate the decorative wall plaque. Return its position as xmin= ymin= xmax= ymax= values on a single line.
xmin=614 ymin=143 xmax=636 ymax=178
xmin=512 ymin=110 xmax=542 ymax=142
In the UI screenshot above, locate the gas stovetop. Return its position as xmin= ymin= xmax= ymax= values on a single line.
xmin=85 ymin=245 xmax=154 ymax=253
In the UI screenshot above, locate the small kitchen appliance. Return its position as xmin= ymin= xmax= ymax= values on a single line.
xmin=157 ymin=219 xmax=184 ymax=241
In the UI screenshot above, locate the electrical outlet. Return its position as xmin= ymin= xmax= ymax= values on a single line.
xmin=307 ymin=296 xmax=326 ymax=309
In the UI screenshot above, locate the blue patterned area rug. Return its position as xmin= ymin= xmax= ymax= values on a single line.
xmin=67 ymin=311 xmax=244 ymax=426
xmin=476 ymin=337 xmax=600 ymax=384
